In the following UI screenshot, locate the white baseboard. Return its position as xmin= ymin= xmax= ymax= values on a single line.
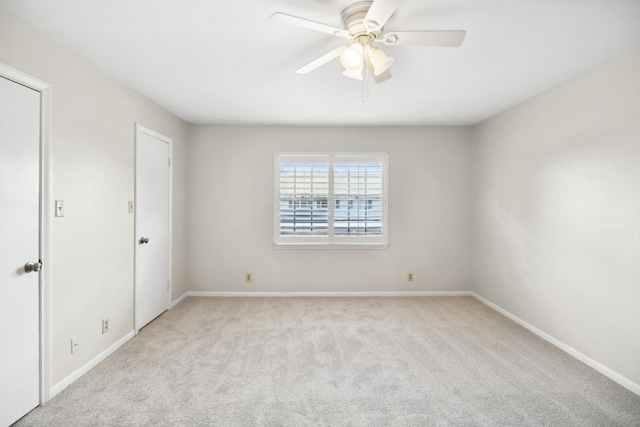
xmin=186 ymin=291 xmax=473 ymax=298
xmin=470 ymin=292 xmax=640 ymax=397
xmin=170 ymin=292 xmax=188 ymax=308
xmin=50 ymin=330 xmax=135 ymax=399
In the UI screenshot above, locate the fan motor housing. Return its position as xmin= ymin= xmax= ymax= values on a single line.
xmin=342 ymin=1 xmax=381 ymax=40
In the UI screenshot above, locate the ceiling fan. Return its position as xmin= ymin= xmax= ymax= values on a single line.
xmin=271 ymin=0 xmax=466 ymax=83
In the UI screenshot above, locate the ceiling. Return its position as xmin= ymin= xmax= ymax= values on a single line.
xmin=1 ymin=0 xmax=640 ymax=126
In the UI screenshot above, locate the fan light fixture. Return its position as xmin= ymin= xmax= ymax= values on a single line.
xmin=368 ymin=47 xmax=393 ymax=76
xmin=340 ymin=40 xmax=393 ymax=80
xmin=342 ymin=68 xmax=363 ymax=80
xmin=340 ymin=43 xmax=364 ymax=70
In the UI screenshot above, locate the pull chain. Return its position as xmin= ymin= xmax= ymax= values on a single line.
xmin=361 ymin=63 xmax=370 ymax=103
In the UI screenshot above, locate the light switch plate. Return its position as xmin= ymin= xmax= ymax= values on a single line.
xmin=55 ymin=200 xmax=64 ymax=217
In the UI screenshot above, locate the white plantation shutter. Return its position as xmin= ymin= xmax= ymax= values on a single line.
xmin=278 ymin=162 xmax=329 ymax=236
xmin=275 ymin=153 xmax=388 ymax=248
xmin=334 ymin=162 xmax=383 ymax=236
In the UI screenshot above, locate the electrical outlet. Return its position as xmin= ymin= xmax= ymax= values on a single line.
xmin=102 ymin=318 xmax=110 ymax=334
xmin=407 ymin=272 xmax=414 ymax=282
xmin=71 ymin=336 xmax=80 ymax=353
xmin=245 ymin=272 xmax=252 ymax=283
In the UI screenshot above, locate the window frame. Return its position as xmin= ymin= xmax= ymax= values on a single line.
xmin=274 ymin=152 xmax=389 ymax=249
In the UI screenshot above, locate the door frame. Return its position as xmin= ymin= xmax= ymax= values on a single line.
xmin=134 ymin=123 xmax=172 ymax=334
xmin=0 ymin=63 xmax=52 ymax=404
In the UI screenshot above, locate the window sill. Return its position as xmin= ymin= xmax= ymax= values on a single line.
xmin=273 ymin=242 xmax=389 ymax=250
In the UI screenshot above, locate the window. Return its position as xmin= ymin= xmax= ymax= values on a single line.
xmin=275 ymin=153 xmax=388 ymax=248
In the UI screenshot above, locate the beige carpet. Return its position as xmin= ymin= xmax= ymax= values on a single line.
xmin=15 ymin=297 xmax=640 ymax=426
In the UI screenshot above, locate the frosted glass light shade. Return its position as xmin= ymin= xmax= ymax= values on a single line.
xmin=368 ymin=47 xmax=393 ymax=76
xmin=342 ymin=68 xmax=363 ymax=80
xmin=340 ymin=43 xmax=364 ymax=70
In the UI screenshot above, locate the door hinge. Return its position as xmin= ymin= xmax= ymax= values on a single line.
xmin=168 ymin=158 xmax=171 ymax=167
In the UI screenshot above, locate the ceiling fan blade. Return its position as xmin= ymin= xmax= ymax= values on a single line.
xmin=363 ymin=0 xmax=403 ymax=32
xmin=377 ymin=31 xmax=466 ymax=47
xmin=271 ymin=13 xmax=350 ymax=38
xmin=295 ymin=47 xmax=346 ymax=74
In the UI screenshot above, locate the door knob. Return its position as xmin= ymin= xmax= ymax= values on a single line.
xmin=139 ymin=237 xmax=150 ymax=245
xmin=24 ymin=261 xmax=42 ymax=273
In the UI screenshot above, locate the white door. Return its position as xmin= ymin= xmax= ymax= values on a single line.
xmin=0 ymin=76 xmax=41 ymax=425
xmin=135 ymin=125 xmax=170 ymax=331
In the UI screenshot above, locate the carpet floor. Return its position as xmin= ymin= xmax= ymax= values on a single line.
xmin=15 ymin=296 xmax=640 ymax=426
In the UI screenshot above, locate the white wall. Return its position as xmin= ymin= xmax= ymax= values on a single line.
xmin=472 ymin=49 xmax=640 ymax=387
xmin=187 ymin=125 xmax=472 ymax=293
xmin=0 ymin=8 xmax=188 ymax=386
